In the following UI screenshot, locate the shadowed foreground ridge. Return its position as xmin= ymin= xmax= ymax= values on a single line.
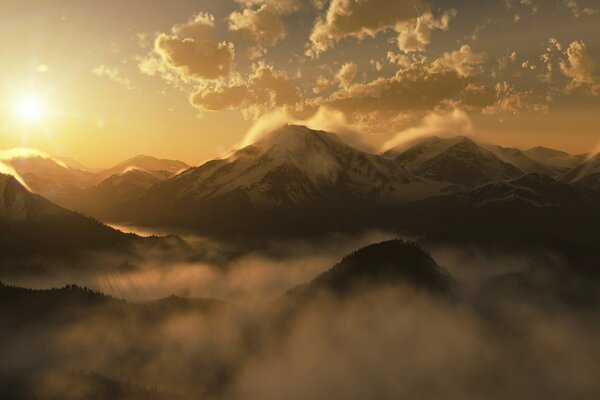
xmin=288 ymin=240 xmax=453 ymax=299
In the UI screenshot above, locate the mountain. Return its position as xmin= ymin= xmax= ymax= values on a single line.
xmin=424 ymin=173 xmax=587 ymax=209
xmin=393 ymin=173 xmax=600 ymax=270
xmin=0 ymin=173 xmax=139 ymax=259
xmin=0 ymin=149 xmax=97 ymax=205
xmin=0 ymin=282 xmax=228 ymax=400
xmin=55 ymin=155 xmax=89 ymax=171
xmin=486 ymin=145 xmax=559 ymax=176
xmin=287 ymin=240 xmax=452 ymax=300
xmin=384 ymin=136 xmax=524 ymax=187
xmin=562 ymin=153 xmax=600 ymax=189
xmin=0 ymin=173 xmax=71 ymax=222
xmin=525 ymin=146 xmax=587 ymax=173
xmin=0 ymin=173 xmax=194 ymax=277
xmin=70 ymin=169 xmax=169 ymax=219
xmin=98 ymin=155 xmax=190 ymax=180
xmin=487 ymin=145 xmax=587 ymax=177
xmin=0 ymin=150 xmax=190 ymax=213
xmin=106 ymin=125 xmax=443 ymax=238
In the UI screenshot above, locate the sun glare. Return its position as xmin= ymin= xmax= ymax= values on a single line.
xmin=14 ymin=95 xmax=46 ymax=123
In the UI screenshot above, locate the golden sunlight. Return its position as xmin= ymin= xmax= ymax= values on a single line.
xmin=13 ymin=95 xmax=46 ymax=124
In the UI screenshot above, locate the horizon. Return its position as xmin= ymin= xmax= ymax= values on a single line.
xmin=0 ymin=123 xmax=593 ymax=171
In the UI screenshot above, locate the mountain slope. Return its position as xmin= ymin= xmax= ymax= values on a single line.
xmin=526 ymin=146 xmax=587 ymax=173
xmin=562 ymin=153 xmax=600 ymax=189
xmin=107 ymin=125 xmax=442 ymax=237
xmin=0 ymin=149 xmax=97 ymax=205
xmin=384 ymin=136 xmax=523 ymax=187
xmin=487 ymin=145 xmax=560 ymax=176
xmin=0 ymin=173 xmax=71 ymax=221
xmin=0 ymin=282 xmax=228 ymax=400
xmin=392 ymin=174 xmax=600 ymax=270
xmin=0 ymin=173 xmax=140 ymax=259
xmin=72 ymin=169 xmax=167 ymax=218
xmin=287 ymin=240 xmax=452 ymax=300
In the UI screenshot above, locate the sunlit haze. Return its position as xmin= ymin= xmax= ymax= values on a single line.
xmin=0 ymin=1 xmax=598 ymax=168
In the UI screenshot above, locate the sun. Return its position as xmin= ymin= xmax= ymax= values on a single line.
xmin=14 ymin=95 xmax=46 ymax=123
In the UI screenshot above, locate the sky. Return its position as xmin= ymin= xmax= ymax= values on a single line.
xmin=0 ymin=0 xmax=599 ymax=168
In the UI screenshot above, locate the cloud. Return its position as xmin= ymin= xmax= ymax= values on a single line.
xmin=503 ymin=0 xmax=540 ymax=16
xmin=319 ymin=53 xmax=476 ymax=133
xmin=430 ymin=45 xmax=487 ymax=78
xmin=92 ymin=65 xmax=134 ymax=90
xmin=190 ymin=81 xmax=253 ymax=112
xmin=190 ymin=63 xmax=300 ymax=116
xmin=382 ymin=109 xmax=475 ymax=151
xmin=563 ymin=0 xmax=597 ymax=17
xmin=0 ymin=148 xmax=70 ymax=172
xmin=153 ymin=13 xmax=235 ymax=80
xmin=236 ymin=0 xmax=301 ymax=14
xmin=312 ymin=75 xmax=334 ymax=94
xmin=560 ymin=40 xmax=599 ymax=94
xmin=396 ymin=10 xmax=457 ymax=53
xmin=307 ymin=0 xmax=419 ymax=57
xmin=481 ymin=82 xmax=549 ymax=114
xmin=229 ymin=5 xmax=287 ymax=53
xmin=242 ymin=105 xmax=366 ymax=149
xmin=335 ymin=62 xmax=358 ymax=89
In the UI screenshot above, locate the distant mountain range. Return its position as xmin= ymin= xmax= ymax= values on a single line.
xmin=562 ymin=153 xmax=600 ymax=189
xmin=104 ymin=125 xmax=449 ymax=236
xmin=0 ymin=173 xmax=193 ymax=278
xmin=0 ymin=150 xmax=190 ymax=212
xmin=1 ymin=125 xmax=599 ymax=269
xmin=383 ymin=136 xmax=524 ymax=187
xmin=90 ymin=125 xmax=599 ymax=246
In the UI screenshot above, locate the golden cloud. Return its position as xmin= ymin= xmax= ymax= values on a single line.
xmin=229 ymin=5 xmax=287 ymax=51
xmin=154 ymin=13 xmax=235 ymax=80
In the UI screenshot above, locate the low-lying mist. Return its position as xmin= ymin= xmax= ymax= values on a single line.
xmin=1 ymin=232 xmax=599 ymax=399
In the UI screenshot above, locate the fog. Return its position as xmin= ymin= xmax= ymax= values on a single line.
xmin=1 ymin=233 xmax=599 ymax=399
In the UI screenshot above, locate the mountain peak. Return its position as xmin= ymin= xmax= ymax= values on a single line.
xmin=527 ymin=146 xmax=570 ymax=157
xmin=255 ymin=124 xmax=344 ymax=151
xmin=100 ymin=155 xmax=190 ymax=180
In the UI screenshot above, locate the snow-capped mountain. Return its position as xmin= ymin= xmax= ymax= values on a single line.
xmin=384 ymin=136 xmax=523 ymax=187
xmin=486 ymin=145 xmax=561 ymax=176
xmin=0 ymin=148 xmax=97 ymax=203
xmin=562 ymin=153 xmax=600 ymax=189
xmin=525 ymin=146 xmax=587 ymax=173
xmin=106 ymin=125 xmax=445 ymax=235
xmin=98 ymin=155 xmax=190 ymax=180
